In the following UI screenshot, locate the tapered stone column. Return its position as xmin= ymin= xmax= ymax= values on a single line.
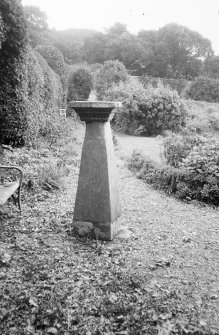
xmin=68 ymin=101 xmax=122 ymax=241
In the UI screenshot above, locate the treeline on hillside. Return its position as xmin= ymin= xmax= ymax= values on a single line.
xmin=23 ymin=5 xmax=219 ymax=80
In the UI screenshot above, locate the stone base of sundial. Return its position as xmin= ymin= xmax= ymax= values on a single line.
xmin=68 ymin=101 xmax=122 ymax=241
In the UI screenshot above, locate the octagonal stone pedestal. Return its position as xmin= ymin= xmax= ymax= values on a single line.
xmin=68 ymin=101 xmax=122 ymax=241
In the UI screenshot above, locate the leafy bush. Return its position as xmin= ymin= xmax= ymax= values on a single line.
xmin=95 ymin=60 xmax=129 ymax=100
xmin=107 ymin=83 xmax=187 ymax=136
xmin=183 ymin=99 xmax=219 ymax=134
xmin=129 ymin=138 xmax=219 ymax=206
xmin=180 ymin=140 xmax=219 ymax=203
xmin=186 ymin=76 xmax=219 ymax=103
xmin=163 ymin=130 xmax=206 ymax=167
xmin=67 ymin=65 xmax=93 ymax=101
xmin=0 ymin=0 xmax=28 ymax=145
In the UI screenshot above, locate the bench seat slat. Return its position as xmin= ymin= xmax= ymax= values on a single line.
xmin=0 ymin=182 xmax=20 ymax=205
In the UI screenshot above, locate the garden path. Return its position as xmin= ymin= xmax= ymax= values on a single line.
xmin=0 ymin=137 xmax=219 ymax=333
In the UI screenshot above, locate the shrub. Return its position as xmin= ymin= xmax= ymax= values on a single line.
xmin=129 ymin=138 xmax=219 ymax=206
xmin=95 ymin=60 xmax=129 ymax=100
xmin=162 ymin=130 xmax=206 ymax=167
xmin=139 ymin=85 xmax=187 ymax=136
xmin=183 ymin=99 xmax=219 ymax=134
xmin=186 ymin=76 xmax=219 ymax=103
xmin=67 ymin=65 xmax=93 ymax=101
xmin=109 ymin=83 xmax=187 ymax=136
xmin=0 ymin=0 xmax=28 ymax=145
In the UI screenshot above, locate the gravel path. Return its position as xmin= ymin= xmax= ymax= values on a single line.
xmin=115 ymin=157 xmax=219 ymax=330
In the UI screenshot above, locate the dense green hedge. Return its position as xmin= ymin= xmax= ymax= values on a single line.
xmin=0 ymin=0 xmax=28 ymax=145
xmin=186 ymin=76 xmax=219 ymax=103
xmin=35 ymin=45 xmax=67 ymax=101
xmin=23 ymin=50 xmax=63 ymax=146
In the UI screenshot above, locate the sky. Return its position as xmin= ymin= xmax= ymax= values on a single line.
xmin=21 ymin=0 xmax=219 ymax=55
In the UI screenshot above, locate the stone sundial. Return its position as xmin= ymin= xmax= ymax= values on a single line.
xmin=68 ymin=100 xmax=122 ymax=241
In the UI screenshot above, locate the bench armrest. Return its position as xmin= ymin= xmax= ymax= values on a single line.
xmin=0 ymin=166 xmax=23 ymax=185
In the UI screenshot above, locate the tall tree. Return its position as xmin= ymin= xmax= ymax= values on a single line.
xmin=154 ymin=24 xmax=213 ymax=79
xmin=82 ymin=32 xmax=106 ymax=64
xmin=23 ymin=5 xmax=49 ymax=46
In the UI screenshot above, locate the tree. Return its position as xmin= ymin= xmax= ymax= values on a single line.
xmin=82 ymin=32 xmax=106 ymax=64
xmin=203 ymin=55 xmax=219 ymax=79
xmin=153 ymin=24 xmax=213 ymax=79
xmin=95 ymin=60 xmax=129 ymax=99
xmin=23 ymin=5 xmax=49 ymax=46
xmin=106 ymin=22 xmax=128 ymax=36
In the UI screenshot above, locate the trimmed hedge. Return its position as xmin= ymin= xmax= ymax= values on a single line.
xmin=0 ymin=0 xmax=28 ymax=145
xmin=22 ymin=50 xmax=63 ymax=146
xmin=35 ymin=45 xmax=67 ymax=102
xmin=186 ymin=76 xmax=219 ymax=103
xmin=67 ymin=65 xmax=93 ymax=101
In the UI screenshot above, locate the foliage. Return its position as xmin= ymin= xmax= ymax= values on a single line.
xmin=108 ymin=83 xmax=187 ymax=136
xmin=35 ymin=44 xmax=67 ymax=101
xmin=138 ymin=75 xmax=189 ymax=97
xmin=104 ymin=31 xmax=145 ymax=75
xmin=95 ymin=60 xmax=129 ymax=99
xmin=184 ymin=99 xmax=219 ymax=134
xmin=0 ymin=0 xmax=28 ymax=146
xmin=49 ymin=28 xmax=94 ymax=64
xmin=186 ymin=76 xmax=219 ymax=103
xmin=129 ymin=145 xmax=219 ymax=206
xmin=103 ymin=77 xmax=146 ymax=133
xmin=67 ymin=64 xmax=93 ymax=101
xmin=82 ymin=32 xmax=106 ymax=64
xmin=162 ymin=130 xmax=206 ymax=167
xmin=0 ymin=13 xmax=6 ymax=48
xmin=138 ymin=23 xmax=213 ymax=79
xmin=203 ymin=55 xmax=219 ymax=79
xmin=21 ymin=49 xmax=63 ymax=147
xmin=23 ymin=5 xmax=49 ymax=47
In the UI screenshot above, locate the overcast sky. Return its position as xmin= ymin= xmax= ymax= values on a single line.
xmin=21 ymin=0 xmax=219 ymax=54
